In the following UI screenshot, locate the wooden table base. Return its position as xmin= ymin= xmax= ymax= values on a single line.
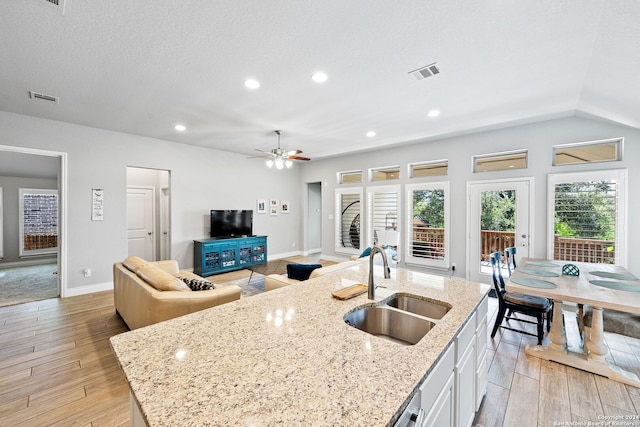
xmin=524 ymin=301 xmax=640 ymax=387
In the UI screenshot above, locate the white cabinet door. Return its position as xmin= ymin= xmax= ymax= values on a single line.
xmin=422 ymin=373 xmax=454 ymax=427
xmin=456 ymin=341 xmax=476 ymax=427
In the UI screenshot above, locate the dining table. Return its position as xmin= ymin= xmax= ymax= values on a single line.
xmin=506 ymin=257 xmax=640 ymax=387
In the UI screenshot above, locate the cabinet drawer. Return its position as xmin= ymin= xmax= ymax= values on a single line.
xmin=456 ymin=311 xmax=476 ymax=359
xmin=475 ymin=317 xmax=488 ymax=363
xmin=476 ymin=295 xmax=488 ymax=326
xmin=421 ymin=344 xmax=454 ymax=412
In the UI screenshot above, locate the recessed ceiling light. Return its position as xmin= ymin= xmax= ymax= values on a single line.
xmin=427 ymin=110 xmax=441 ymax=118
xmin=175 ymin=124 xmax=186 ymax=131
xmin=244 ymin=79 xmax=260 ymax=89
xmin=366 ymin=131 xmax=376 ymax=138
xmin=312 ymin=71 xmax=328 ymax=83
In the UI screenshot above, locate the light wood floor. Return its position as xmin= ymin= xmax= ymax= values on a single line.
xmin=474 ymin=297 xmax=640 ymax=426
xmin=1 ymin=276 xmax=639 ymax=426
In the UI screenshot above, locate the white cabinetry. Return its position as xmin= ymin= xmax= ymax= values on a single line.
xmin=421 ymin=344 xmax=455 ymax=427
xmin=394 ymin=295 xmax=489 ymax=427
xmin=455 ymin=311 xmax=477 ymax=427
xmin=475 ymin=295 xmax=489 ymax=411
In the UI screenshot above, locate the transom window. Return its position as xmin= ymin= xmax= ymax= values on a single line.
xmin=370 ymin=166 xmax=400 ymax=181
xmin=409 ymin=160 xmax=448 ymax=178
xmin=553 ymin=137 xmax=622 ymax=166
xmin=473 ymin=150 xmax=527 ymax=173
xmin=338 ymin=170 xmax=362 ymax=184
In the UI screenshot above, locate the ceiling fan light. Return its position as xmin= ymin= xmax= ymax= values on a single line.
xmin=266 ymin=159 xmax=274 ymax=168
xmin=275 ymin=158 xmax=284 ymax=169
xmin=285 ymin=160 xmax=293 ymax=168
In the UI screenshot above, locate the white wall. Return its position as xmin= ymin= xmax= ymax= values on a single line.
xmin=0 ymin=111 xmax=301 ymax=293
xmin=300 ymin=116 xmax=640 ymax=279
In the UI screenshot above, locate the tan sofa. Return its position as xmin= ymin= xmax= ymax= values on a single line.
xmin=264 ymin=258 xmax=367 ymax=291
xmin=113 ymin=258 xmax=241 ymax=330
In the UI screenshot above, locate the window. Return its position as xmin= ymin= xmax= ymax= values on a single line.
xmin=473 ymin=150 xmax=527 ymax=173
xmin=547 ymin=170 xmax=627 ymax=266
xmin=406 ymin=182 xmax=450 ymax=269
xmin=553 ymin=137 xmax=622 ymax=166
xmin=338 ymin=170 xmax=362 ymax=184
xmin=409 ymin=160 xmax=448 ymax=178
xmin=367 ymin=186 xmax=400 ymax=257
xmin=370 ymin=166 xmax=400 ymax=181
xmin=335 ymin=187 xmax=363 ymax=255
xmin=19 ymin=188 xmax=59 ymax=257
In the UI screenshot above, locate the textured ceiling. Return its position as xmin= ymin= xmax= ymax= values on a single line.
xmin=1 ymin=0 xmax=638 ymax=163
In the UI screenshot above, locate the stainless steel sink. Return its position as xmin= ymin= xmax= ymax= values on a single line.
xmin=385 ymin=294 xmax=451 ymax=321
xmin=343 ymin=306 xmax=435 ymax=346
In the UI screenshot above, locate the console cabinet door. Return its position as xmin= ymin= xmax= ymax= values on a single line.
xmin=455 ymin=341 xmax=476 ymax=427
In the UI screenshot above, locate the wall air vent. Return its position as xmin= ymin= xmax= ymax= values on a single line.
xmin=409 ymin=63 xmax=440 ymax=80
xmin=29 ymin=91 xmax=59 ymax=104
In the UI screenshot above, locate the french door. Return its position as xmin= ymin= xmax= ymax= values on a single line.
xmin=467 ymin=178 xmax=533 ymax=284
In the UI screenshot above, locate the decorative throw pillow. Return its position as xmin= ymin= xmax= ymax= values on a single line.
xmin=359 ymin=247 xmax=372 ymax=258
xmin=136 ymin=264 xmax=190 ymax=291
xmin=287 ymin=263 xmax=323 ymax=281
xmin=122 ymin=256 xmax=147 ymax=272
xmin=178 ymin=276 xmax=215 ymax=291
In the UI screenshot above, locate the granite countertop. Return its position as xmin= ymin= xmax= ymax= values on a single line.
xmin=110 ymin=262 xmax=489 ymax=426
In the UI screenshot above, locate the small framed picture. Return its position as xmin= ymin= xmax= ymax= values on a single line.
xmin=281 ymin=200 xmax=290 ymax=214
xmin=270 ymin=198 xmax=278 ymax=207
xmin=257 ymin=200 xmax=266 ymax=214
xmin=270 ymin=206 xmax=278 ymax=216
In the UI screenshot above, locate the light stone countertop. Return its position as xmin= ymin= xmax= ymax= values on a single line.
xmin=110 ymin=262 xmax=489 ymax=426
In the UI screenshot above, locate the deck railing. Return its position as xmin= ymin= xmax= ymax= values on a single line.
xmin=411 ymin=227 xmax=614 ymax=263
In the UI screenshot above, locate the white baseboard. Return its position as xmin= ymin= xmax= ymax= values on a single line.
xmin=63 ymin=281 xmax=113 ymax=298
xmin=0 ymin=258 xmax=58 ymax=269
xmin=320 ymin=254 xmax=353 ymax=263
xmin=303 ymin=248 xmax=322 ymax=255
xmin=269 ymin=251 xmax=303 ymax=260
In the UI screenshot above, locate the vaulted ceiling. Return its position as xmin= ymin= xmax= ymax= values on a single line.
xmin=1 ymin=0 xmax=638 ymax=163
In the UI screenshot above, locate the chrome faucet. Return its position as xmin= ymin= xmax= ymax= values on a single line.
xmin=368 ymin=245 xmax=391 ymax=299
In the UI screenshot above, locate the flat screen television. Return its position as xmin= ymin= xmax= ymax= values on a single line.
xmin=210 ymin=210 xmax=253 ymax=238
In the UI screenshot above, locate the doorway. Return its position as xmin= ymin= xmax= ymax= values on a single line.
xmin=306 ymin=182 xmax=322 ymax=254
xmin=126 ymin=167 xmax=171 ymax=261
xmin=467 ymin=178 xmax=533 ymax=283
xmin=0 ymin=144 xmax=66 ymax=298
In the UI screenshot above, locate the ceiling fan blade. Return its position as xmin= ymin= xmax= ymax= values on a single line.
xmin=285 ymin=149 xmax=302 ymax=156
xmin=289 ymin=155 xmax=311 ymax=161
xmin=254 ymin=148 xmax=276 ymax=157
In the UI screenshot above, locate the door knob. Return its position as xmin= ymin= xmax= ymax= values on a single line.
xmin=148 ymin=232 xmax=152 ymax=235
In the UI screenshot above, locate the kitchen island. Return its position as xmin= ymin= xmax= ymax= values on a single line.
xmin=110 ymin=261 xmax=489 ymax=426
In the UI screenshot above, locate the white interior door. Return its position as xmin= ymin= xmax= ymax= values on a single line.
xmin=159 ymin=187 xmax=170 ymax=260
xmin=467 ymin=178 xmax=532 ymax=284
xmin=127 ymin=187 xmax=155 ymax=260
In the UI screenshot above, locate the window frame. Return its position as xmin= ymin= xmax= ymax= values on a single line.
xmin=546 ymin=169 xmax=627 ymax=266
xmin=405 ymin=181 xmax=450 ymax=269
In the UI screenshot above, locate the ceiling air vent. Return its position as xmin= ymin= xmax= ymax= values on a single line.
xmin=31 ymin=0 xmax=66 ymax=14
xmin=409 ymin=63 xmax=440 ymax=81
xmin=29 ymin=91 xmax=59 ymax=104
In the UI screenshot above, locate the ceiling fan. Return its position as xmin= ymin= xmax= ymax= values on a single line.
xmin=252 ymin=130 xmax=310 ymax=169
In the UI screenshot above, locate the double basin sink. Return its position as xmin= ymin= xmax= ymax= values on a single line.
xmin=344 ymin=294 xmax=451 ymax=346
